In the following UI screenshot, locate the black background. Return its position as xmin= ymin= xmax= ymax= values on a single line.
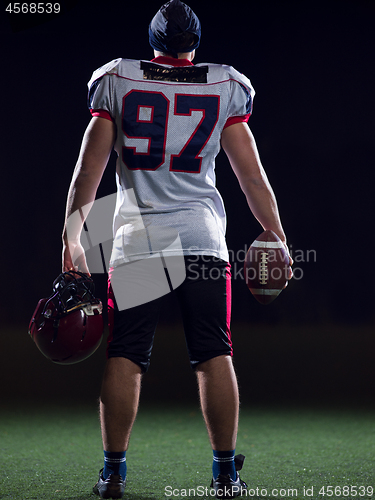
xmin=1 ymin=0 xmax=374 ymax=406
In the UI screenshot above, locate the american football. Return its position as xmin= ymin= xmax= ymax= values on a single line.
xmin=244 ymin=230 xmax=289 ymax=305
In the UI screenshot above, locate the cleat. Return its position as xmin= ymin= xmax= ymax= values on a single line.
xmin=210 ymin=454 xmax=247 ymax=498
xmin=211 ymin=473 xmax=248 ymax=499
xmin=93 ymin=469 xmax=126 ymax=499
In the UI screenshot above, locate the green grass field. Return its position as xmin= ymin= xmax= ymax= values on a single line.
xmin=1 ymin=404 xmax=374 ymax=500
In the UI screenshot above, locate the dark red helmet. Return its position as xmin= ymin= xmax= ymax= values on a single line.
xmin=29 ymin=271 xmax=104 ymax=364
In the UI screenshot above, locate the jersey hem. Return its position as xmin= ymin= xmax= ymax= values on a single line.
xmin=109 ymin=248 xmax=229 ymax=268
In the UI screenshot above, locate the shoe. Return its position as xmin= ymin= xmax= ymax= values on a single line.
xmin=210 ymin=454 xmax=248 ymax=499
xmin=93 ymin=469 xmax=126 ymax=499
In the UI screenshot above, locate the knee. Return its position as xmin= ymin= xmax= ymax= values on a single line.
xmin=195 ymin=354 xmax=233 ymax=374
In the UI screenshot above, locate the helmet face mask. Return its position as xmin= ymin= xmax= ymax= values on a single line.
xmin=29 ymin=271 xmax=104 ymax=364
xmin=50 ymin=271 xmax=97 ymax=314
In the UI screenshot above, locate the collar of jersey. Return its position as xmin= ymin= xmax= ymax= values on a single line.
xmin=150 ymin=56 xmax=194 ymax=67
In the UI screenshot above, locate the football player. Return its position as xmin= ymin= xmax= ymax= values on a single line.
xmin=62 ymin=0 xmax=292 ymax=498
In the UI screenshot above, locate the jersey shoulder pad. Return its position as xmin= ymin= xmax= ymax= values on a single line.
xmin=222 ymin=64 xmax=255 ymax=98
xmin=201 ymin=62 xmax=255 ymax=98
xmin=87 ymin=58 xmax=122 ymax=89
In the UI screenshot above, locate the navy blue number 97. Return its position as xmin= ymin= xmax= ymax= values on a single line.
xmin=122 ymin=90 xmax=219 ymax=173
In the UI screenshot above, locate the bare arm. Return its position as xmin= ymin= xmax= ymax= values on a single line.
xmin=221 ymin=122 xmax=287 ymax=245
xmin=62 ymin=116 xmax=116 ymax=272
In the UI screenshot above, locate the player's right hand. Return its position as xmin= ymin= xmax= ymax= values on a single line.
xmin=278 ymin=239 xmax=293 ymax=288
xmin=283 ymin=242 xmax=293 ymax=287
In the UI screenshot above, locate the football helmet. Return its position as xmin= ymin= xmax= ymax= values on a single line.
xmin=29 ymin=271 xmax=104 ymax=364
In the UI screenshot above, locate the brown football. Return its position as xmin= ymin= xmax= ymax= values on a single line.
xmin=244 ymin=230 xmax=289 ymax=305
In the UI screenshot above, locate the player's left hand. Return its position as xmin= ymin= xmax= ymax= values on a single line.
xmin=62 ymin=241 xmax=91 ymax=276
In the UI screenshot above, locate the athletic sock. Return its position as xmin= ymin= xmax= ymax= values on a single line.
xmin=213 ymin=450 xmax=236 ymax=481
xmin=103 ymin=451 xmax=127 ymax=480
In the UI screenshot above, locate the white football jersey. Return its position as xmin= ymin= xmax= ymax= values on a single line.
xmin=87 ymin=57 xmax=255 ymax=266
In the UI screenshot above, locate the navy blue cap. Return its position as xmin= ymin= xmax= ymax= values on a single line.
xmin=149 ymin=0 xmax=201 ymax=57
